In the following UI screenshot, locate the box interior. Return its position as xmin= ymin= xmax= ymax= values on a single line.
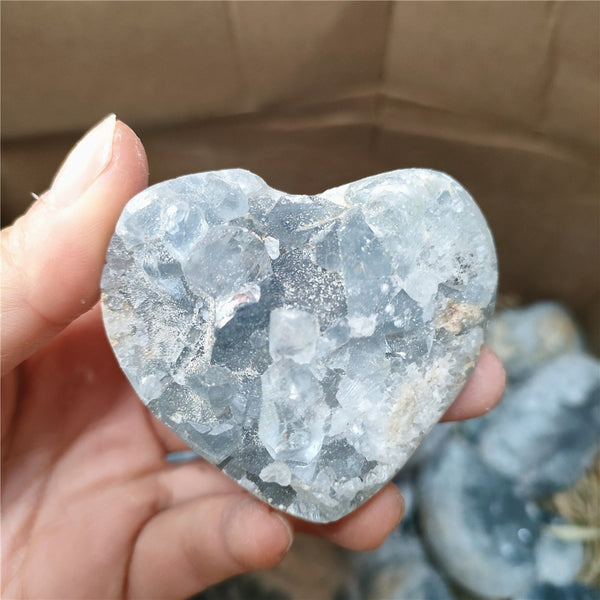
xmin=2 ymin=1 xmax=598 ymax=341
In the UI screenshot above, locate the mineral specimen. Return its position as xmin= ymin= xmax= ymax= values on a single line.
xmin=478 ymin=353 xmax=600 ymax=497
xmin=101 ymin=168 xmax=497 ymax=522
xmin=418 ymin=435 xmax=540 ymax=598
xmin=486 ymin=301 xmax=584 ymax=381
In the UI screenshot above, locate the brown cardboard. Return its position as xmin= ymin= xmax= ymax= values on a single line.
xmin=0 ymin=1 xmax=389 ymax=137
xmin=2 ymin=1 xmax=599 ymax=340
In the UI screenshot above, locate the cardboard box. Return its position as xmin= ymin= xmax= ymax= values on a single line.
xmin=2 ymin=1 xmax=599 ymax=342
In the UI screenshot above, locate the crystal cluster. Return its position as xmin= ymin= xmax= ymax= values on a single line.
xmin=101 ymin=168 xmax=497 ymax=522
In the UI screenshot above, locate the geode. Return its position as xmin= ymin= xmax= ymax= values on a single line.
xmin=101 ymin=168 xmax=497 ymax=522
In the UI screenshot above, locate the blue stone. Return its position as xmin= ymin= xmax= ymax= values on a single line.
xmin=486 ymin=302 xmax=584 ymax=382
xmin=418 ymin=435 xmax=540 ymax=598
xmin=477 ymin=353 xmax=600 ymax=497
xmin=102 ymin=168 xmax=497 ymax=522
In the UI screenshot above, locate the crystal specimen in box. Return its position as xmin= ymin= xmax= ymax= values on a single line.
xmin=418 ymin=435 xmax=540 ymax=598
xmin=477 ymin=353 xmax=600 ymax=498
xmin=486 ymin=301 xmax=584 ymax=382
xmin=101 ymin=168 xmax=497 ymax=523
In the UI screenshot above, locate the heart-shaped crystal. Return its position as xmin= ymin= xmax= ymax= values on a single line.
xmin=101 ymin=169 xmax=497 ymax=522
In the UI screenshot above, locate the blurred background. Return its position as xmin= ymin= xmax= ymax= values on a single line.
xmin=2 ymin=2 xmax=599 ymax=599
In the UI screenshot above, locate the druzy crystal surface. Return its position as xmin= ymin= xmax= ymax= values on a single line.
xmin=101 ymin=168 xmax=497 ymax=522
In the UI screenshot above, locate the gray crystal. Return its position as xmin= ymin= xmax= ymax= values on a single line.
xmin=477 ymin=353 xmax=600 ymax=497
xmin=183 ymin=226 xmax=272 ymax=299
xmin=418 ymin=435 xmax=540 ymax=598
xmin=269 ymin=308 xmax=319 ymax=364
xmin=101 ymin=168 xmax=497 ymax=522
xmin=486 ymin=301 xmax=584 ymax=382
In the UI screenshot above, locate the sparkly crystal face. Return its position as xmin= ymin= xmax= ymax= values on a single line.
xmin=101 ymin=168 xmax=498 ymax=522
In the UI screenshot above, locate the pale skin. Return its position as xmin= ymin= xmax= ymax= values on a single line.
xmin=1 ymin=116 xmax=506 ymax=600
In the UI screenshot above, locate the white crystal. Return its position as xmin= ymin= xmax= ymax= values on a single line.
xmin=260 ymin=461 xmax=292 ymax=487
xmin=259 ymin=360 xmax=330 ymax=463
xmin=215 ymin=283 xmax=261 ymax=329
xmin=269 ymin=307 xmax=320 ymax=364
xmin=183 ymin=226 xmax=271 ymax=298
xmin=263 ymin=236 xmax=280 ymax=259
xmin=138 ymin=373 xmax=167 ymax=401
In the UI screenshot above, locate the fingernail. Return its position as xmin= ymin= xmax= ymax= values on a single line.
xmin=49 ymin=114 xmax=117 ymax=205
xmin=394 ymin=490 xmax=406 ymax=526
xmin=272 ymin=512 xmax=294 ymax=554
xmin=387 ymin=485 xmax=406 ymax=529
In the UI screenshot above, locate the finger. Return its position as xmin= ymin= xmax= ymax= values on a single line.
xmin=440 ymin=346 xmax=506 ymax=422
xmin=296 ymin=483 xmax=404 ymax=551
xmin=1 ymin=115 xmax=149 ymax=375
xmin=157 ymin=461 xmax=244 ymax=507
xmin=126 ymin=493 xmax=293 ymax=599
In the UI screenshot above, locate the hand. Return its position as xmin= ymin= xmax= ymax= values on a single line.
xmin=1 ymin=116 xmax=506 ymax=600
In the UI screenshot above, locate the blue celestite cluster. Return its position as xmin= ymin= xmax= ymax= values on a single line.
xmin=101 ymin=168 xmax=497 ymax=522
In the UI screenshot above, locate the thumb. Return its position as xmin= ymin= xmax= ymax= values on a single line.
xmin=1 ymin=115 xmax=149 ymax=375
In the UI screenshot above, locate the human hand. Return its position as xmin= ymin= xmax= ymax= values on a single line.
xmin=1 ymin=116 xmax=505 ymax=599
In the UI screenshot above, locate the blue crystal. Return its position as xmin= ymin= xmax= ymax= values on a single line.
xmin=477 ymin=353 xmax=600 ymax=497
xmin=101 ymin=168 xmax=497 ymax=522
xmin=418 ymin=435 xmax=540 ymax=597
xmin=486 ymin=302 xmax=584 ymax=382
